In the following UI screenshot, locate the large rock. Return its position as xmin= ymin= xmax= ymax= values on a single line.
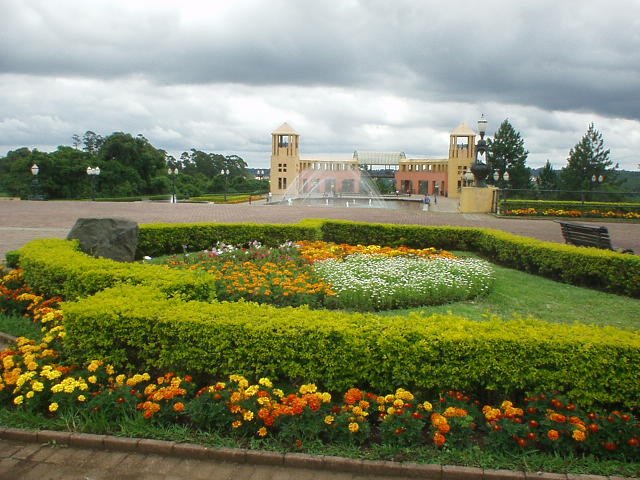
xmin=66 ymin=218 xmax=139 ymax=262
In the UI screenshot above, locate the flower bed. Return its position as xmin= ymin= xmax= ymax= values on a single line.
xmin=154 ymin=240 xmax=494 ymax=311
xmin=505 ymin=207 xmax=640 ymax=219
xmin=0 ymin=283 xmax=638 ymax=460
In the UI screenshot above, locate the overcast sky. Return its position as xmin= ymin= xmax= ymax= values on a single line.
xmin=2 ymin=0 xmax=640 ymax=170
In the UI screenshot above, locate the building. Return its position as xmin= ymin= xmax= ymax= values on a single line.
xmin=269 ymin=122 xmax=479 ymax=199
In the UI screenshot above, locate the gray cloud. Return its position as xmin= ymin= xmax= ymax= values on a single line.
xmin=1 ymin=0 xmax=639 ymax=169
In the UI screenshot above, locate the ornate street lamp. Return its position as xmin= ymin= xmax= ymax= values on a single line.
xmin=168 ymin=167 xmax=179 ymax=203
xmin=470 ymin=114 xmax=491 ymax=187
xmin=223 ymin=168 xmax=229 ymax=202
xmin=29 ymin=164 xmax=41 ymax=200
xmin=86 ymin=166 xmax=101 ymax=201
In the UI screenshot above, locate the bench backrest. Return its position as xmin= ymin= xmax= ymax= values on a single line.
xmin=558 ymin=221 xmax=613 ymax=250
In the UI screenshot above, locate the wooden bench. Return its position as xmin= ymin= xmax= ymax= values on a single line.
xmin=557 ymin=221 xmax=613 ymax=250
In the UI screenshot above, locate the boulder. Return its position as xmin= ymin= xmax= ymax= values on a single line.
xmin=66 ymin=218 xmax=139 ymax=262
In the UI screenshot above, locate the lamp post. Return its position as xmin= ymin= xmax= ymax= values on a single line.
xmin=86 ymin=166 xmax=100 ymax=201
xmin=492 ymin=170 xmax=509 ymax=214
xmin=470 ymin=114 xmax=491 ymax=187
xmin=168 ymin=167 xmax=179 ymax=203
xmin=223 ymin=168 xmax=229 ymax=202
xmin=464 ymin=170 xmax=475 ymax=187
xmin=29 ymin=163 xmax=40 ymax=200
xmin=257 ymin=169 xmax=264 ymax=181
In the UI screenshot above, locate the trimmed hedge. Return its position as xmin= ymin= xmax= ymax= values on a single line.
xmin=504 ymin=199 xmax=640 ymax=214
xmin=137 ymin=221 xmax=323 ymax=257
xmin=62 ymin=284 xmax=640 ymax=407
xmin=319 ymin=220 xmax=640 ymax=298
xmin=18 ymin=239 xmax=216 ymax=301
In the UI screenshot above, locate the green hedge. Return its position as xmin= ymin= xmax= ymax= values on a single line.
xmin=18 ymin=239 xmax=216 ymax=301
xmin=504 ymin=199 xmax=640 ymax=213
xmin=62 ymin=284 xmax=640 ymax=407
xmin=137 ymin=221 xmax=323 ymax=257
xmin=319 ymin=220 xmax=640 ymax=298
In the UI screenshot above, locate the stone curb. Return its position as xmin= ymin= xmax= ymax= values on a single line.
xmin=0 ymin=332 xmax=17 ymax=345
xmin=0 ymin=428 xmax=636 ymax=479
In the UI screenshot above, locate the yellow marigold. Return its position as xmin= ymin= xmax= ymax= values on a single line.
xmin=245 ymin=385 xmax=259 ymax=397
xmin=87 ymin=360 xmax=102 ymax=372
xmin=321 ymin=392 xmax=332 ymax=403
xmin=229 ymin=374 xmax=249 ymax=389
xmin=422 ymin=401 xmax=433 ymax=412
xmin=77 ymin=395 xmax=86 ymax=402
xmin=324 ymin=415 xmax=335 ymax=425
xmin=387 ymin=407 xmax=396 ymax=415
xmin=299 ymin=383 xmax=318 ymax=395
xmin=243 ymin=410 xmax=255 ymax=422
xmin=13 ymin=395 xmax=24 ymax=405
xmin=258 ymin=378 xmax=272 ymax=388
xmin=273 ymin=389 xmax=284 ymax=398
xmin=49 ymin=402 xmax=59 ymax=412
xmin=384 ymin=394 xmax=395 ymax=403
xmin=26 ymin=391 xmax=34 ymax=399
xmin=232 ymin=420 xmax=242 ymax=429
xmin=348 ymin=422 xmax=359 ymax=433
xmin=395 ymin=388 xmax=414 ymax=401
xmin=257 ymin=427 xmax=268 ymax=437
xmin=31 ymin=381 xmax=44 ymax=392
xmin=88 ymin=375 xmax=97 ymax=384
xmin=115 ymin=374 xmax=126 ymax=385
xmin=393 ymin=399 xmax=404 ymax=408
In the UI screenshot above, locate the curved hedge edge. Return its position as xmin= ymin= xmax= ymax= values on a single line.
xmin=18 ymin=238 xmax=216 ymax=302
xmin=62 ymin=284 xmax=640 ymax=408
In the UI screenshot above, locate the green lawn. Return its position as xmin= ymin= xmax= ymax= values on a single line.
xmin=0 ymin=313 xmax=43 ymax=341
xmin=380 ymin=260 xmax=640 ymax=331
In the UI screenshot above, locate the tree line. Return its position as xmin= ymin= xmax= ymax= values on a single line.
xmin=0 ymin=123 xmax=635 ymax=200
xmin=0 ymin=131 xmax=267 ymax=200
xmin=487 ymin=120 xmax=632 ymax=193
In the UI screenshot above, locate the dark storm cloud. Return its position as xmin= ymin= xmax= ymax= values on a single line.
xmin=3 ymin=0 xmax=639 ymax=121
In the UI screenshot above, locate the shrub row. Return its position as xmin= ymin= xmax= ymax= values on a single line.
xmin=319 ymin=221 xmax=640 ymax=298
xmin=503 ymin=199 xmax=640 ymax=214
xmin=18 ymin=239 xmax=216 ymax=301
xmin=137 ymin=220 xmax=323 ymax=257
xmin=62 ymin=284 xmax=640 ymax=407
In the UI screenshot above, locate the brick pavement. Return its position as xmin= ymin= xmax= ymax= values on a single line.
xmin=1 ymin=429 xmax=634 ymax=480
xmin=1 ymin=199 xmax=638 ymax=259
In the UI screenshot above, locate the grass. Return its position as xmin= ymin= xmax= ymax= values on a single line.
xmin=0 ymin=312 xmax=44 ymax=340
xmin=381 ymin=255 xmax=640 ymax=331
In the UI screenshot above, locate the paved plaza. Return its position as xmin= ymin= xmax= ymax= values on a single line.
xmin=1 ymin=198 xmax=638 ymax=258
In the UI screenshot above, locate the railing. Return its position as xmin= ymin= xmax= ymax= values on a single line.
xmin=495 ymin=189 xmax=640 ymax=216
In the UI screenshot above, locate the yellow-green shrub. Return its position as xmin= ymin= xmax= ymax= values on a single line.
xmin=19 ymin=239 xmax=216 ymax=301
xmin=62 ymin=284 xmax=640 ymax=407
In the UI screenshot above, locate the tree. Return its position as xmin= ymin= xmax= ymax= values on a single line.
xmin=560 ymin=123 xmax=617 ymax=191
xmin=537 ymin=160 xmax=558 ymax=190
xmin=97 ymin=132 xmax=166 ymax=196
xmin=487 ymin=119 xmax=531 ymax=189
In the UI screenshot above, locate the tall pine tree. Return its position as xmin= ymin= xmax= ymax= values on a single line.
xmin=487 ymin=119 xmax=530 ymax=189
xmin=537 ymin=160 xmax=558 ymax=190
xmin=560 ymin=123 xmax=617 ymax=191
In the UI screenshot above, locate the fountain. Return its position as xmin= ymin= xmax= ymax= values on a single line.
xmin=278 ymin=166 xmax=396 ymax=209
